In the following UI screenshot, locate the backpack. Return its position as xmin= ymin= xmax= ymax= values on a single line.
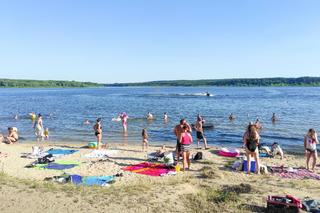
xmin=193 ymin=152 xmax=203 ymax=160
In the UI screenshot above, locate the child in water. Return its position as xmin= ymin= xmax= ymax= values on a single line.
xmin=142 ymin=129 xmax=149 ymax=152
xmin=44 ymin=128 xmax=49 ymax=140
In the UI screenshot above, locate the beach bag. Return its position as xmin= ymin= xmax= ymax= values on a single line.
xmin=193 ymin=152 xmax=203 ymax=161
xmin=38 ymin=154 xmax=54 ymax=164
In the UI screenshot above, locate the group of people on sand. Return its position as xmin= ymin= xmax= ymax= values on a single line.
xmin=243 ymin=122 xmax=319 ymax=174
xmin=1 ymin=112 xmax=49 ymax=145
xmin=172 ymin=115 xmax=209 ymax=171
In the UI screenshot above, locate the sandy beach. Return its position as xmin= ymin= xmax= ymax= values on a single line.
xmin=0 ymin=141 xmax=319 ymax=213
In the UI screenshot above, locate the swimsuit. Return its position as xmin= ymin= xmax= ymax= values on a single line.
xmin=181 ymin=133 xmax=192 ymax=152
xmin=306 ymin=136 xmax=317 ymax=153
xmin=196 ymin=131 xmax=204 ymax=140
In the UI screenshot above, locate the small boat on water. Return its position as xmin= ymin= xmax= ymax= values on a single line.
xmin=191 ymin=123 xmax=214 ymax=129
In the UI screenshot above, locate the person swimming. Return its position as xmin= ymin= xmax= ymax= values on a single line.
xmin=271 ymin=113 xmax=278 ymax=123
xmin=229 ymin=113 xmax=236 ymax=121
xmin=146 ymin=112 xmax=154 ymax=120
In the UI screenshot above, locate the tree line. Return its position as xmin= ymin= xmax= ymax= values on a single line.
xmin=106 ymin=77 xmax=320 ymax=87
xmin=0 ymin=79 xmax=102 ymax=88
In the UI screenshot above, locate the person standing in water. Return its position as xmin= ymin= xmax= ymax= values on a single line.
xmin=271 ymin=113 xmax=278 ymax=123
xmin=255 ymin=118 xmax=263 ymax=133
xmin=93 ymin=118 xmax=102 ymax=149
xmin=163 ymin=112 xmax=168 ymax=122
xmin=121 ymin=112 xmax=128 ymax=132
xmin=229 ymin=113 xmax=236 ymax=121
xmin=146 ymin=112 xmax=154 ymax=120
xmin=195 ymin=115 xmax=208 ymax=149
xmin=304 ymin=128 xmax=318 ymax=172
xmin=34 ymin=114 xmax=44 ymax=142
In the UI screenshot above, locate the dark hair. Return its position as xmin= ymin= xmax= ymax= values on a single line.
xmin=8 ymin=127 xmax=13 ymax=131
xmin=38 ymin=113 xmax=42 ymax=117
xmin=142 ymin=129 xmax=147 ymax=136
xmin=183 ymin=125 xmax=188 ymax=130
xmin=96 ymin=118 xmax=101 ymax=122
xmin=180 ymin=119 xmax=186 ymax=125
xmin=247 ymin=124 xmax=258 ymax=139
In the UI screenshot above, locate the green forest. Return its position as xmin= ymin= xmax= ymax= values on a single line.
xmin=0 ymin=79 xmax=102 ymax=88
xmin=107 ymin=77 xmax=320 ymax=87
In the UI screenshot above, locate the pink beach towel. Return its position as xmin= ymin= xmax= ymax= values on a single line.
xmin=271 ymin=166 xmax=320 ymax=180
xmin=122 ymin=162 xmax=175 ymax=176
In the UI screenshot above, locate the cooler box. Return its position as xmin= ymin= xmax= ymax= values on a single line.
xmin=243 ymin=160 xmax=256 ymax=173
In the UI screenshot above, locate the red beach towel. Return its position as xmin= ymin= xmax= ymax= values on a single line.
xmin=122 ymin=162 xmax=174 ymax=176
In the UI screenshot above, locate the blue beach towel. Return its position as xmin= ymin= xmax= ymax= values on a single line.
xmin=44 ymin=163 xmax=78 ymax=170
xmin=70 ymin=175 xmax=83 ymax=185
xmin=83 ymin=176 xmax=114 ymax=186
xmin=47 ymin=149 xmax=78 ymax=156
xmin=70 ymin=175 xmax=114 ymax=186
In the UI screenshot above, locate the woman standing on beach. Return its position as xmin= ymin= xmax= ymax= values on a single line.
xmin=142 ymin=129 xmax=149 ymax=152
xmin=93 ymin=118 xmax=102 ymax=149
xmin=179 ymin=125 xmax=193 ymax=171
xmin=304 ymin=129 xmax=318 ymax=172
xmin=34 ymin=114 xmax=44 ymax=142
xmin=243 ymin=124 xmax=260 ymax=174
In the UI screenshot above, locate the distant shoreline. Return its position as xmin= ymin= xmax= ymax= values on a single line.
xmin=106 ymin=77 xmax=320 ymax=87
xmin=1 ymin=77 xmax=320 ymax=88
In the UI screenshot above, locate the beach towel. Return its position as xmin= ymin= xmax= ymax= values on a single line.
xmin=34 ymin=160 xmax=80 ymax=170
xmin=44 ymin=163 xmax=78 ymax=170
xmin=84 ymin=149 xmax=118 ymax=158
xmin=70 ymin=175 xmax=114 ymax=186
xmin=122 ymin=162 xmax=175 ymax=176
xmin=47 ymin=148 xmax=78 ymax=157
xmin=270 ymin=166 xmax=320 ymax=180
xmin=82 ymin=176 xmax=114 ymax=186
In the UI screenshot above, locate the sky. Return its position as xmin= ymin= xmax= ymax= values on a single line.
xmin=0 ymin=0 xmax=320 ymax=83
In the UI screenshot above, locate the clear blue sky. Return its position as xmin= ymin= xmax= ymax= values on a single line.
xmin=0 ymin=0 xmax=319 ymax=83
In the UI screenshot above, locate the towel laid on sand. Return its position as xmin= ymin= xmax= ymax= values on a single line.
xmin=122 ymin=162 xmax=175 ymax=176
xmin=35 ymin=160 xmax=80 ymax=170
xmin=84 ymin=149 xmax=119 ymax=158
xmin=270 ymin=166 xmax=320 ymax=180
xmin=47 ymin=148 xmax=78 ymax=157
xmin=46 ymin=174 xmax=115 ymax=186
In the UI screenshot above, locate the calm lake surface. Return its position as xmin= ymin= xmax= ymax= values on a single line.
xmin=0 ymin=87 xmax=319 ymax=149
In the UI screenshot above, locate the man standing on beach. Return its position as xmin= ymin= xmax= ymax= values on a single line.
xmin=174 ymin=119 xmax=192 ymax=163
xmin=195 ymin=116 xmax=208 ymax=149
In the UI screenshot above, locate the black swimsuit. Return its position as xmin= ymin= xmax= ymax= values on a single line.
xmin=94 ymin=125 xmax=102 ymax=136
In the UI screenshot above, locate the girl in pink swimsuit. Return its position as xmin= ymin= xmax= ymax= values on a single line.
xmin=179 ymin=125 xmax=193 ymax=171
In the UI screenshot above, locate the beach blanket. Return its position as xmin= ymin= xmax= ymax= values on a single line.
xmin=47 ymin=148 xmax=78 ymax=157
xmin=270 ymin=166 xmax=320 ymax=180
xmin=35 ymin=160 xmax=80 ymax=170
xmin=84 ymin=149 xmax=119 ymax=158
xmin=122 ymin=162 xmax=175 ymax=176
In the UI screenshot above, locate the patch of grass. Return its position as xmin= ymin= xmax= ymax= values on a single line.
xmin=185 ymin=184 xmax=255 ymax=213
xmin=199 ymin=166 xmax=222 ymax=180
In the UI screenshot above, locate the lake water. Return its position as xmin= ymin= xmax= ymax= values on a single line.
xmin=0 ymin=87 xmax=319 ymax=149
